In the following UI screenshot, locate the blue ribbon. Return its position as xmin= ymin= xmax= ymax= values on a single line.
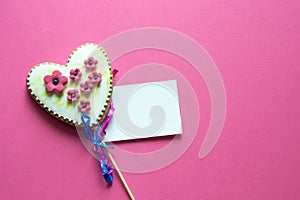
xmin=81 ymin=114 xmax=114 ymax=183
xmin=81 ymin=114 xmax=114 ymax=149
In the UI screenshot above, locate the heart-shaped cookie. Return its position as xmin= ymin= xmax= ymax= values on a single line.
xmin=26 ymin=43 xmax=113 ymax=126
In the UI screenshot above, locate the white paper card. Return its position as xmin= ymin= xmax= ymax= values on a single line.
xmin=105 ymin=80 xmax=182 ymax=142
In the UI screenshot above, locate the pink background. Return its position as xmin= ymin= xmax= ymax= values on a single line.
xmin=1 ymin=0 xmax=299 ymax=199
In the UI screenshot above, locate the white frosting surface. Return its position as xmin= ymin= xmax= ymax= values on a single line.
xmin=27 ymin=44 xmax=113 ymax=125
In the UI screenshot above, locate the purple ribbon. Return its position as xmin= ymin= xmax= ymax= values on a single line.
xmin=97 ymin=101 xmax=115 ymax=137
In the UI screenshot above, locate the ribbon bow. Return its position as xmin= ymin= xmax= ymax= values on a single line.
xmin=80 ymin=103 xmax=115 ymax=183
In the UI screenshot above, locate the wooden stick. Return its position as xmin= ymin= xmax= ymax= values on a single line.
xmin=106 ymin=151 xmax=135 ymax=200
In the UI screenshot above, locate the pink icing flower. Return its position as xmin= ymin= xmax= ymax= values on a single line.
xmin=67 ymin=89 xmax=80 ymax=102
xmin=78 ymin=100 xmax=91 ymax=113
xmin=80 ymin=80 xmax=93 ymax=93
xmin=88 ymin=71 xmax=102 ymax=85
xmin=69 ymin=68 xmax=82 ymax=81
xmin=43 ymin=70 xmax=68 ymax=94
xmin=84 ymin=57 xmax=98 ymax=69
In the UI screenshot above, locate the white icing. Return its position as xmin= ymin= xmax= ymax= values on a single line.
xmin=27 ymin=44 xmax=113 ymax=125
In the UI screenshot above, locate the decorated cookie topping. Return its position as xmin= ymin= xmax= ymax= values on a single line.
xmin=27 ymin=44 xmax=114 ymax=126
xmin=80 ymin=80 xmax=94 ymax=93
xmin=67 ymin=89 xmax=80 ymax=102
xmin=70 ymin=68 xmax=82 ymax=81
xmin=43 ymin=70 xmax=68 ymax=94
xmin=88 ymin=71 xmax=102 ymax=85
xmin=84 ymin=57 xmax=98 ymax=69
xmin=78 ymin=99 xmax=91 ymax=113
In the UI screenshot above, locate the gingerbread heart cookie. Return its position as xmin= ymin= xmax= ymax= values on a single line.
xmin=26 ymin=43 xmax=113 ymax=126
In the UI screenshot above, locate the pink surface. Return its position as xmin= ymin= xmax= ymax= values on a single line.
xmin=1 ymin=0 xmax=300 ymax=199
